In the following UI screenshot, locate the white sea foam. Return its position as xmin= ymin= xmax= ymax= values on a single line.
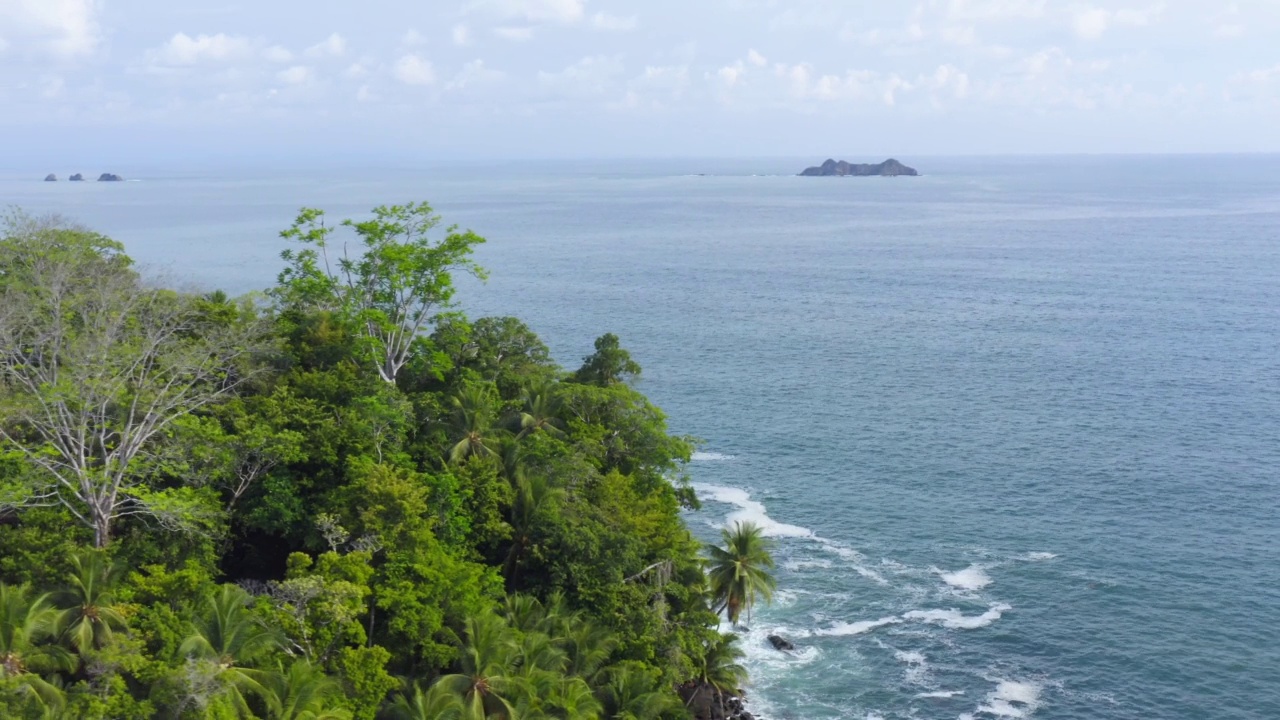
xmin=691 ymin=451 xmax=736 ymax=461
xmin=894 ymin=650 xmax=926 ymax=664
xmin=693 ymin=483 xmax=814 ymax=538
xmin=783 ymin=559 xmax=833 ymax=571
xmin=936 ymin=564 xmax=993 ymax=591
xmin=917 ymin=690 xmax=965 ymax=699
xmin=969 ymin=680 xmax=1043 ymax=718
xmin=817 ymin=538 xmax=864 ymax=560
xmin=894 ymin=649 xmax=929 ymax=685
xmin=1025 ymin=552 xmax=1058 ymax=561
xmin=903 ymin=603 xmax=1012 ymax=630
xmin=813 ymin=616 xmax=902 ymax=636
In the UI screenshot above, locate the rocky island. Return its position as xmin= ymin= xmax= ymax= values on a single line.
xmin=800 ymin=158 xmax=918 ymax=176
xmin=98 ymin=173 xmax=125 ymax=182
xmin=44 ymin=174 xmax=57 ymax=182
xmin=69 ymin=173 xmax=85 ymax=181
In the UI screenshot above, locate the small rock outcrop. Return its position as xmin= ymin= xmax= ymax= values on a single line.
xmin=44 ymin=174 xmax=57 ymax=182
xmin=767 ymin=634 xmax=796 ymax=652
xmin=678 ymin=681 xmax=755 ymax=720
xmin=97 ymin=173 xmax=124 ymax=182
xmin=799 ymin=158 xmax=918 ymax=176
xmin=69 ymin=173 xmax=85 ymax=181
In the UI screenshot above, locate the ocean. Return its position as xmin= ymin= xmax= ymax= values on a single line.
xmin=4 ymin=155 xmax=1278 ymax=719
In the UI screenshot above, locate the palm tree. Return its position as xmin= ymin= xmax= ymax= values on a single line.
xmin=179 ymin=584 xmax=279 ymax=717
xmin=386 ymin=681 xmax=462 ymax=720
xmin=55 ymin=551 xmax=128 ymax=652
xmin=691 ymin=633 xmax=748 ymax=716
xmin=258 ymin=660 xmax=353 ymax=720
xmin=550 ymin=676 xmax=603 ymax=719
xmin=435 ymin=612 xmax=525 ymax=720
xmin=512 ymin=383 xmax=565 ymax=439
xmin=597 ymin=664 xmax=683 ymax=720
xmin=560 ymin=616 xmax=615 ymax=683
xmin=448 ymin=383 xmax=508 ymax=463
xmin=502 ymin=474 xmax=565 ymax=590
xmin=0 ymin=583 xmax=73 ymax=711
xmin=705 ymin=521 xmax=776 ymax=627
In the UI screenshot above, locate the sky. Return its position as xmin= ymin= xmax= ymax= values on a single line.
xmin=1 ymin=0 xmax=1279 ymax=164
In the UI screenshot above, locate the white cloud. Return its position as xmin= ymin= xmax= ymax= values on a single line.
xmin=393 ymin=54 xmax=435 ymax=86
xmin=305 ymin=33 xmax=346 ymax=58
xmin=356 ymin=85 xmax=378 ymax=103
xmin=446 ymin=60 xmax=505 ymax=90
xmin=1213 ymin=24 xmax=1244 ymax=38
xmin=0 ymin=0 xmax=101 ymax=59
xmin=452 ymin=24 xmax=472 ymax=46
xmin=1073 ymin=3 xmax=1164 ymax=40
xmin=941 ymin=25 xmax=977 ymax=45
xmin=1073 ymin=8 xmax=1111 ymax=39
xmin=747 ymin=49 xmax=767 ymax=67
xmin=343 ymin=60 xmax=371 ymax=79
xmin=149 ymin=32 xmax=253 ymax=66
xmin=263 ymin=45 xmax=293 ymax=63
xmin=591 ymin=13 xmax=637 ymax=31
xmin=403 ymin=29 xmax=427 ymax=47
xmin=468 ymin=0 xmax=585 ymax=24
xmin=494 ymin=26 xmax=535 ymax=41
xmin=947 ymin=0 xmax=1046 ymax=21
xmin=537 ymin=55 xmax=625 ymax=98
xmin=276 ymin=65 xmax=312 ymax=84
xmin=716 ymin=62 xmax=745 ymax=87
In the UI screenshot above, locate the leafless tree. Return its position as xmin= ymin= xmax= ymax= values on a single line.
xmin=0 ymin=213 xmax=266 ymax=547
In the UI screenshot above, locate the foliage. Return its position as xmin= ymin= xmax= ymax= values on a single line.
xmin=0 ymin=208 xmax=746 ymax=719
xmin=706 ymin=522 xmax=777 ymax=626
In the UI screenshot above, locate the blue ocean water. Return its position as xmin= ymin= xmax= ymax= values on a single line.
xmin=4 ymin=156 xmax=1279 ymax=719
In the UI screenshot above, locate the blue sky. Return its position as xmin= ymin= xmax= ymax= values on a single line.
xmin=2 ymin=0 xmax=1278 ymax=163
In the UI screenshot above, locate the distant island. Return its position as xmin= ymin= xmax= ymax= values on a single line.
xmin=42 ymin=172 xmax=122 ymax=181
xmin=799 ymin=158 xmax=918 ymax=176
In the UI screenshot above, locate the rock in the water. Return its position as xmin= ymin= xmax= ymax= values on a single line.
xmin=69 ymin=173 xmax=85 ymax=181
xmin=799 ymin=158 xmax=918 ymax=176
xmin=767 ymin=634 xmax=796 ymax=652
xmin=44 ymin=174 xmax=57 ymax=181
xmin=97 ymin=173 xmax=124 ymax=182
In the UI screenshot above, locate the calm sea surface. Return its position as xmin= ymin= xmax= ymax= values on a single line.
xmin=4 ymin=156 xmax=1279 ymax=719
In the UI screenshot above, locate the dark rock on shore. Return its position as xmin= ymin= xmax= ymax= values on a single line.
xmin=69 ymin=173 xmax=85 ymax=181
xmin=679 ymin=681 xmax=756 ymax=720
xmin=44 ymin=174 xmax=57 ymax=181
xmin=800 ymin=158 xmax=918 ymax=176
xmin=767 ymin=634 xmax=796 ymax=652
xmin=97 ymin=173 xmax=124 ymax=182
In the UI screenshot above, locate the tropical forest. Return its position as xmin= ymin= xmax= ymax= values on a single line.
xmin=0 ymin=204 xmax=776 ymax=719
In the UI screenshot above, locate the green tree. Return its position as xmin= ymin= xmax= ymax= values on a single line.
xmin=571 ymin=334 xmax=641 ymax=387
xmin=692 ymin=633 xmax=747 ymax=715
xmin=55 ymin=552 xmax=129 ymax=653
xmin=512 ymin=383 xmax=566 ymax=440
xmin=0 ymin=584 xmax=73 ymax=686
xmin=706 ymin=521 xmax=776 ymax=627
xmin=435 ymin=613 xmax=523 ymax=720
xmin=258 ymin=660 xmax=352 ymax=720
xmin=596 ymin=663 xmax=682 ymax=720
xmin=448 ymin=383 xmax=508 ymax=464
xmin=502 ymin=473 xmax=565 ymax=591
xmin=386 ymin=681 xmax=461 ymax=720
xmin=179 ymin=585 xmax=279 ymax=717
xmin=275 ymin=202 xmax=487 ymax=384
